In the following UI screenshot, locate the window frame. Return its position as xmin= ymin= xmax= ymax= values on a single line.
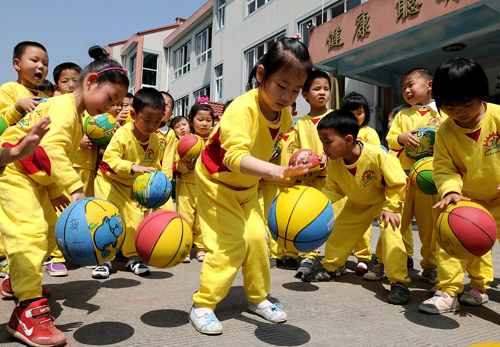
xmin=298 ymin=1 xmax=345 ymax=47
xmin=214 ymin=64 xmax=223 ymax=102
xmin=218 ymin=0 xmax=226 ymax=30
xmin=194 ymin=85 xmax=211 ymax=102
xmin=174 ymin=41 xmax=191 ymax=80
xmin=195 ymin=26 xmax=212 ymax=66
xmin=141 ymin=51 xmax=159 ymax=89
xmin=174 ymin=95 xmax=189 ymax=117
xmin=128 ymin=53 xmax=137 ymax=94
xmin=246 ymin=0 xmax=273 ymax=17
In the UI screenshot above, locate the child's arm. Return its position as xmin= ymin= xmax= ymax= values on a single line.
xmin=386 ymin=112 xmax=420 ymax=151
xmin=80 ymin=135 xmax=92 ymax=149
xmin=379 ymin=153 xmax=407 ymax=213
xmin=379 ymin=210 xmax=400 ymax=231
xmin=0 ymin=117 xmax=51 ymax=166
xmin=15 ymin=97 xmax=43 ymax=115
xmin=240 ymin=155 xmax=310 ymax=181
xmin=321 ymin=161 xmax=346 ymax=204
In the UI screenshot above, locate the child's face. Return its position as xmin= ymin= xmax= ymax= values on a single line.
xmin=257 ymin=65 xmax=308 ymax=119
xmin=132 ymin=106 xmax=163 ymax=141
xmin=442 ymin=98 xmax=485 ymax=129
xmin=14 ymin=46 xmax=49 ymax=89
xmin=56 ymin=69 xmax=80 ymax=94
xmin=318 ymin=128 xmax=349 ymax=161
xmin=401 ymin=72 xmax=432 ymax=106
xmin=121 ymin=97 xmax=133 ymax=113
xmin=162 ymin=94 xmax=174 ymax=123
xmin=302 ymin=77 xmax=331 ymax=109
xmin=387 ymin=111 xmax=395 ymax=130
xmin=351 ymin=106 xmax=365 ymax=126
xmin=42 ymin=89 xmax=54 ymax=97
xmin=191 ymin=110 xmax=213 ymax=136
xmin=174 ymin=118 xmax=190 ymax=138
xmin=83 ymin=77 xmax=127 ymax=117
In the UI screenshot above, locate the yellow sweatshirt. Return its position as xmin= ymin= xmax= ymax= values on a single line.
xmin=156 ymin=125 xmax=177 ymax=181
xmin=323 ymin=143 xmax=407 ymax=213
xmin=357 ymin=126 xmax=381 ymax=146
xmin=0 ymin=81 xmax=49 ymax=126
xmin=263 ymin=127 xmax=299 ymax=187
xmin=433 ymin=102 xmax=500 ymax=201
xmin=97 ymin=122 xmax=161 ymax=186
xmin=292 ymin=110 xmax=332 ymax=177
xmin=0 ymin=93 xmax=83 ymax=197
xmin=199 ymin=88 xmax=292 ymax=189
xmin=73 ymin=112 xmax=98 ymax=171
xmin=386 ymin=106 xmax=447 ymax=170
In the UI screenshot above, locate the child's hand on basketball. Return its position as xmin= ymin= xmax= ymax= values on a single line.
xmin=181 ymin=157 xmax=196 ymax=171
xmin=51 ymin=194 xmax=71 ymax=212
xmin=131 ymin=164 xmax=157 ymax=174
xmin=15 ymin=97 xmax=42 ymax=114
xmin=433 ymin=192 xmax=471 ymax=209
xmin=398 ymin=130 xmax=420 ymax=150
xmin=70 ymin=188 xmax=86 ymax=203
xmin=274 ymin=163 xmax=312 ymax=181
xmin=319 ymin=153 xmax=328 ymax=170
xmin=379 ymin=210 xmax=400 ymax=231
xmin=80 ymin=135 xmax=92 ymax=149
xmin=429 ymin=145 xmax=434 ymax=156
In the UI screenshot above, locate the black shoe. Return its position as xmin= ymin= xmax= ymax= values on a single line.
xmin=284 ymin=257 xmax=299 ymax=270
xmin=388 ymin=282 xmax=410 ymax=305
xmin=269 ymin=258 xmax=284 ymax=268
xmin=407 ymin=257 xmax=414 ymax=269
xmin=302 ymin=268 xmax=336 ymax=282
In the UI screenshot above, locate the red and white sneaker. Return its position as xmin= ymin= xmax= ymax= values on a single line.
xmin=1 ymin=276 xmax=51 ymax=299
xmin=7 ymin=298 xmax=66 ymax=347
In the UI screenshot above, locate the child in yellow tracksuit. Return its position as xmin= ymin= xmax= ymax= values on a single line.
xmin=340 ymin=91 xmax=381 ymax=276
xmin=93 ymin=87 xmax=165 ymax=279
xmin=44 ymin=63 xmax=86 ymax=277
xmin=419 ymin=58 xmax=497 ymax=314
xmin=290 ymin=69 xmax=344 ymax=276
xmin=156 ymin=91 xmax=176 ymax=212
xmin=303 ymin=110 xmax=411 ymax=305
xmin=0 ymin=41 xmax=50 ymax=276
xmin=0 ymin=45 xmax=129 ymax=347
xmin=385 ymin=68 xmax=447 ymax=285
xmin=189 ymin=37 xmax=313 ymax=335
xmin=176 ymin=100 xmax=214 ymax=262
xmin=262 ymin=103 xmax=301 ymax=270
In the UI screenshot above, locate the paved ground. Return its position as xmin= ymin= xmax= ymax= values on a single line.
xmin=1 ymin=222 xmax=500 ymax=347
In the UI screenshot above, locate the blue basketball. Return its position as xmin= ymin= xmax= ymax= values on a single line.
xmin=132 ymin=171 xmax=172 ymax=208
xmin=55 ymin=198 xmax=126 ymax=266
xmin=268 ymin=186 xmax=334 ymax=253
xmin=381 ymin=145 xmax=389 ymax=153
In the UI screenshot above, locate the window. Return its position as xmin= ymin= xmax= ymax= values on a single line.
xmin=215 ymin=65 xmax=223 ymax=101
xmin=299 ymin=2 xmax=344 ymax=47
xmin=218 ymin=0 xmax=225 ymax=29
xmin=195 ymin=27 xmax=212 ymax=66
xmin=129 ymin=53 xmax=137 ymax=94
xmin=142 ymin=52 xmax=158 ymax=88
xmin=245 ymin=32 xmax=286 ymax=89
xmin=174 ymin=95 xmax=189 ymax=117
xmin=194 ymin=86 xmax=210 ymax=102
xmin=247 ymin=0 xmax=273 ymax=16
xmin=346 ymin=0 xmax=362 ymax=11
xmin=174 ymin=41 xmax=191 ymax=79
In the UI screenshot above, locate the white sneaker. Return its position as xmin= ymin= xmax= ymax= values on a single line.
xmin=189 ymin=305 xmax=223 ymax=335
xmin=126 ymin=257 xmax=150 ymax=276
xmin=335 ymin=263 xmax=347 ymax=277
xmin=92 ymin=261 xmax=112 ymax=279
xmin=419 ymin=290 xmax=459 ymax=314
xmin=183 ymin=255 xmax=191 ymax=263
xmin=460 ymin=289 xmax=489 ymax=306
xmin=248 ymin=300 xmax=287 ymax=323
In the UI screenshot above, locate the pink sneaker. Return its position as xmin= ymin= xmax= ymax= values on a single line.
xmin=419 ymin=290 xmax=459 ymax=314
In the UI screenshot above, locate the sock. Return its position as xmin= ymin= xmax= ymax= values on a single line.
xmin=20 ymin=297 xmax=42 ymax=308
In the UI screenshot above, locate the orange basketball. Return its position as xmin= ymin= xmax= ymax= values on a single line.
xmin=289 ymin=149 xmax=321 ymax=181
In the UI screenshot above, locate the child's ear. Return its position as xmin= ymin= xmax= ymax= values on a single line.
xmin=256 ymin=64 xmax=265 ymax=84
xmin=427 ymin=79 xmax=433 ymax=91
xmin=292 ymin=110 xmax=298 ymax=118
xmin=13 ymin=58 xmax=21 ymax=72
xmin=302 ymin=90 xmax=309 ymax=101
xmin=345 ymin=134 xmax=354 ymax=146
xmin=129 ymin=108 xmax=136 ymax=120
xmin=53 ymin=84 xmax=59 ymax=92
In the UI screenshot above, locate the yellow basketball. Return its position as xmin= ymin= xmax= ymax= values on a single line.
xmin=267 ymin=186 xmax=334 ymax=253
xmin=84 ymin=113 xmax=117 ymax=145
xmin=135 ymin=211 xmax=193 ymax=268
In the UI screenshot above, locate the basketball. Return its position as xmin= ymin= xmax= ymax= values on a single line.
xmin=0 ymin=117 xmax=7 ymax=136
xmin=289 ymin=149 xmax=321 ymax=181
xmin=409 ymin=157 xmax=437 ymax=195
xmin=132 ymin=170 xmax=172 ymax=209
xmin=268 ymin=186 xmax=334 ymax=253
xmin=84 ymin=113 xmax=117 ymax=145
xmin=177 ymin=134 xmax=204 ymax=162
xmin=55 ymin=198 xmax=126 ymax=267
xmin=435 ymin=201 xmax=497 ymax=260
xmin=135 ymin=211 xmax=193 ymax=268
xmin=381 ymin=145 xmax=389 ymax=153
xmin=405 ymin=127 xmax=436 ymax=160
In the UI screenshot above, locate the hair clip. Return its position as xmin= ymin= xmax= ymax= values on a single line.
xmin=96 ymin=67 xmax=128 ymax=75
xmin=294 ymin=34 xmax=302 ymax=40
xmin=197 ymin=96 xmax=209 ymax=104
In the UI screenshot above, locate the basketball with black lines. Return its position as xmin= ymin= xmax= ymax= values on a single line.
xmin=267 ymin=186 xmax=334 ymax=253
xmin=435 ymin=201 xmax=497 ymax=260
xmin=409 ymin=157 xmax=437 ymax=195
xmin=135 ymin=211 xmax=193 ymax=268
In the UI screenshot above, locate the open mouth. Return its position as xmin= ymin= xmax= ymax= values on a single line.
xmin=34 ymin=73 xmax=42 ymax=80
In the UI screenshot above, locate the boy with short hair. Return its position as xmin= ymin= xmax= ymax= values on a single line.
xmin=53 ymin=62 xmax=81 ymax=96
xmin=380 ymin=68 xmax=447 ymax=285
xmin=93 ymin=87 xmax=165 ymax=279
xmin=116 ymin=92 xmax=134 ymax=126
xmin=0 ymin=41 xmax=50 ymax=126
xmin=303 ymin=110 xmax=411 ymax=305
xmin=36 ymin=80 xmax=54 ymax=97
xmin=290 ymin=69 xmax=344 ymax=277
